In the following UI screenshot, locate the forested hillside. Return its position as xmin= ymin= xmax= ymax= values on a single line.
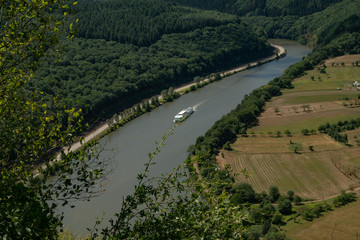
xmin=164 ymin=0 xmax=341 ymax=17
xmin=243 ymin=0 xmax=360 ymax=46
xmin=75 ymin=0 xmax=237 ymax=46
xmin=30 ymin=0 xmax=272 ymax=121
xmin=165 ymin=0 xmax=360 ymax=48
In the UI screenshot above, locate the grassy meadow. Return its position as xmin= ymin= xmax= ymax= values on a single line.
xmin=250 ymin=58 xmax=360 ymax=135
xmin=284 ymin=198 xmax=360 ymax=240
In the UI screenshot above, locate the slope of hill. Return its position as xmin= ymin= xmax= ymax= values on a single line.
xmin=217 ymin=55 xmax=360 ymax=199
xmin=242 ymin=0 xmax=360 ymax=46
xmin=29 ymin=0 xmax=272 ymax=122
xmin=164 ymin=0 xmax=341 ymax=17
xmin=168 ymin=0 xmax=360 ymax=48
xmin=75 ymin=0 xmax=237 ymax=46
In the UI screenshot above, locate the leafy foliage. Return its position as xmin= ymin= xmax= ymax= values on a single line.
xmin=230 ymin=183 xmax=256 ymax=204
xmin=277 ymin=198 xmax=292 ymax=215
xmin=333 ymin=190 xmax=357 ymax=207
xmin=241 ymin=0 xmax=360 ymax=47
xmin=0 ymin=0 xmax=105 ymax=238
xmin=30 ymin=23 xmax=272 ymax=122
xmin=75 ymin=0 xmax=237 ymax=46
xmin=318 ymin=118 xmax=360 ymax=144
xmin=164 ymin=0 xmax=341 ymax=17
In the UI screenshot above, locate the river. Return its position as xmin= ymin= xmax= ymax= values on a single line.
xmin=61 ymin=39 xmax=311 ymax=234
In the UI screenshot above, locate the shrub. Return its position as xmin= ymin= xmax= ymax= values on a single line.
xmin=269 ymin=185 xmax=280 ymax=203
xmin=287 ymin=190 xmax=295 ymax=201
xmin=277 ymin=199 xmax=292 ymax=215
xmin=294 ymin=195 xmax=302 ymax=205
xmin=230 ymin=183 xmax=256 ymax=204
xmin=301 ymin=208 xmax=314 ymax=221
xmin=285 ymin=129 xmax=291 ymax=136
xmin=301 ymin=128 xmax=310 ymax=135
xmin=272 ymin=214 xmax=283 ymax=225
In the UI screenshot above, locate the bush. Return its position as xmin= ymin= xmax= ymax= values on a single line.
xmin=269 ymin=185 xmax=280 ymax=203
xmin=301 ymin=208 xmax=314 ymax=221
xmin=285 ymin=129 xmax=291 ymax=136
xmin=301 ymin=128 xmax=310 ymax=135
xmin=255 ymin=191 xmax=268 ymax=202
xmin=288 ymin=142 xmax=303 ymax=153
xmin=260 ymin=202 xmax=276 ymax=215
xmin=277 ymin=199 xmax=292 ymax=215
xmin=190 ymin=85 xmax=197 ymax=91
xmin=293 ymin=195 xmax=302 ymax=205
xmin=287 ymin=190 xmax=295 ymax=201
xmin=264 ymin=228 xmax=287 ymax=240
xmin=230 ymin=183 xmax=256 ymax=204
xmin=245 ymin=225 xmax=262 ymax=240
xmin=271 ymin=214 xmax=283 ymax=225
xmin=312 ymin=204 xmax=324 ymax=218
xmin=333 ymin=191 xmax=357 ymax=207
xmin=262 ymin=220 xmax=271 ymax=235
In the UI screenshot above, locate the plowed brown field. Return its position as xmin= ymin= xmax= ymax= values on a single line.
xmin=219 ymin=146 xmax=357 ymax=199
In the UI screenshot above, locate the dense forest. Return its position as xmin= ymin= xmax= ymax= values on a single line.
xmin=164 ymin=0 xmax=342 ymax=17
xmin=75 ymin=0 xmax=237 ymax=46
xmin=167 ymin=0 xmax=360 ymax=47
xmin=29 ymin=0 xmax=272 ymax=122
xmin=243 ymin=0 xmax=360 ymax=46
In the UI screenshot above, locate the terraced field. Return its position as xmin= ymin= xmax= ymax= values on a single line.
xmin=218 ymin=135 xmax=358 ymax=199
xmin=217 ymin=54 xmax=360 ymax=199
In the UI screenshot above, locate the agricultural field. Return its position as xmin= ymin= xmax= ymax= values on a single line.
xmin=218 ymin=134 xmax=358 ymax=199
xmin=217 ymin=54 xmax=360 ymax=200
xmin=251 ymin=55 xmax=360 ymax=135
xmin=284 ymin=198 xmax=360 ymax=240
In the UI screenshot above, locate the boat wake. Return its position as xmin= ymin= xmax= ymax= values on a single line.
xmin=193 ymin=100 xmax=207 ymax=111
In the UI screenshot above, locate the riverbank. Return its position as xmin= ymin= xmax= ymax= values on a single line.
xmin=62 ymin=43 xmax=286 ymax=155
xmin=61 ymin=40 xmax=310 ymax=233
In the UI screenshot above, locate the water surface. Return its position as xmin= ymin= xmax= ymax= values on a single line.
xmin=62 ymin=40 xmax=311 ymax=233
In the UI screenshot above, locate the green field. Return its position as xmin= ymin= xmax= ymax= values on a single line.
xmin=283 ymin=66 xmax=360 ymax=93
xmin=284 ymin=198 xmax=360 ymax=240
xmin=252 ymin=111 xmax=360 ymax=135
xmin=250 ymin=59 xmax=360 ymax=135
xmin=282 ymin=91 xmax=359 ymax=104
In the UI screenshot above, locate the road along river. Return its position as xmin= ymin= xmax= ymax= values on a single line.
xmin=61 ymin=39 xmax=311 ymax=234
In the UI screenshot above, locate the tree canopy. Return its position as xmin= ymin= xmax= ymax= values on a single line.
xmin=30 ymin=22 xmax=272 ymax=122
xmin=0 ymin=0 xmax=105 ymax=238
xmin=164 ymin=0 xmax=341 ymax=17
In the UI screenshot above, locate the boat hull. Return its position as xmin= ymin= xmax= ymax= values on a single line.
xmin=173 ymin=107 xmax=194 ymax=122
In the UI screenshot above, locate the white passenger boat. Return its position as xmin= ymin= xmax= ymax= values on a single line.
xmin=173 ymin=107 xmax=194 ymax=122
